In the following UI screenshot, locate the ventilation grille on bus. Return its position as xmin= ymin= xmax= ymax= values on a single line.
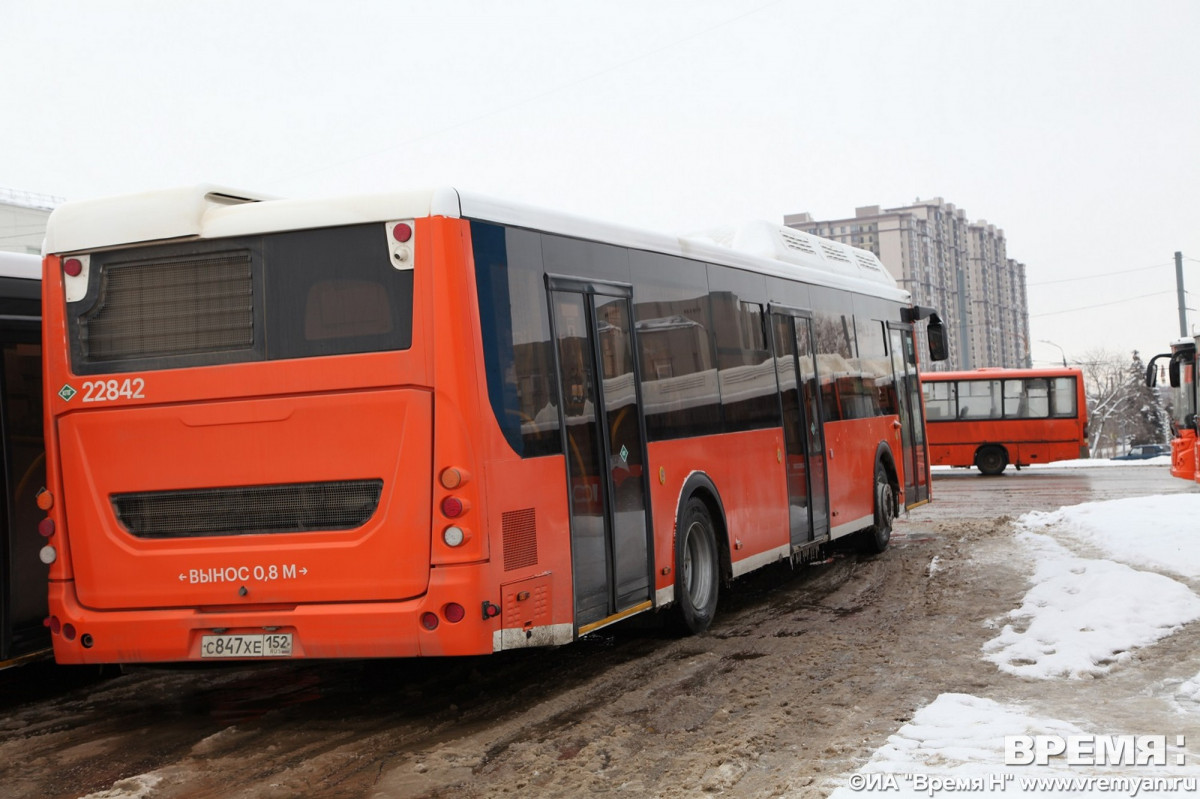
xmin=112 ymin=479 xmax=384 ymax=539
xmin=779 ymin=229 xmax=818 ymax=255
xmin=502 ymin=508 xmax=538 ymax=571
xmin=818 ymin=241 xmax=852 ymax=264
xmin=80 ymin=250 xmax=255 ymax=362
xmin=854 ymin=252 xmax=885 ymax=274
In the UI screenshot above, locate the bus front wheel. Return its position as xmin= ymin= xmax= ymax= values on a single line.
xmin=976 ymin=446 xmax=1008 ymax=476
xmin=862 ymin=464 xmax=895 ymax=554
xmin=675 ymin=497 xmax=719 ymax=634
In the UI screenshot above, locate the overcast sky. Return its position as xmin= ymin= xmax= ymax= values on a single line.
xmin=3 ymin=0 xmax=1197 ymax=368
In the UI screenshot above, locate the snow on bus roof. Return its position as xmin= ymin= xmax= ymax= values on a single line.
xmin=44 ymin=184 xmax=906 ymax=301
xmin=0 ymin=250 xmax=41 ymax=281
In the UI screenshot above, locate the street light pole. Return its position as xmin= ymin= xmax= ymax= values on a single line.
xmin=1177 ymin=251 xmax=1187 ymax=338
xmin=1038 ymin=339 xmax=1068 ymax=367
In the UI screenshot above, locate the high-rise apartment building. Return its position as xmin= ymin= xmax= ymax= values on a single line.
xmin=1 ymin=187 xmax=59 ymax=256
xmin=783 ymin=198 xmax=1030 ymax=371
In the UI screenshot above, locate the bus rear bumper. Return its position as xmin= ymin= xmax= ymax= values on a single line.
xmin=45 ymin=571 xmax=502 ymax=664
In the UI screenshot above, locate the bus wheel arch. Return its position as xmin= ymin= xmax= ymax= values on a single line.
xmin=862 ymin=445 xmax=899 ymax=554
xmin=975 ymin=445 xmax=1009 ymax=476
xmin=672 ymin=474 xmax=728 ymax=634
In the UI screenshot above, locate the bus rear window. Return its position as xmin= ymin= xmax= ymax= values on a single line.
xmin=68 ymin=224 xmax=413 ymax=373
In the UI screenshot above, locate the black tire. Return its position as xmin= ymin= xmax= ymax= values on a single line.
xmin=674 ymin=497 xmax=720 ymax=634
xmin=862 ymin=463 xmax=895 ymax=554
xmin=975 ymin=446 xmax=1008 ymax=476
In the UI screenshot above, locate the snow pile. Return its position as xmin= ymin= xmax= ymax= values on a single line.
xmin=827 ymin=694 xmax=1085 ymax=798
xmin=982 ymin=532 xmax=1200 ymax=679
xmin=1172 ymin=672 xmax=1200 ymax=714
xmin=1019 ymin=494 xmax=1200 ymax=579
xmin=832 ymin=488 xmax=1200 ymax=796
xmin=79 ymin=773 xmax=163 ymax=799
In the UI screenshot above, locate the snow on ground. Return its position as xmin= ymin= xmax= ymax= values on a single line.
xmin=931 ymin=456 xmax=1172 ymax=473
xmin=982 ymin=530 xmax=1200 ymax=680
xmin=827 ymin=693 xmax=1194 ymax=799
xmin=1019 ymin=494 xmax=1200 ymax=580
xmin=832 ymin=470 xmax=1200 ymax=797
xmin=1038 ymin=456 xmax=1174 ymax=469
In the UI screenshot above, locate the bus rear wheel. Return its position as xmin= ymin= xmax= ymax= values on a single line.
xmin=675 ymin=497 xmax=719 ymax=634
xmin=975 ymin=446 xmax=1008 ymax=476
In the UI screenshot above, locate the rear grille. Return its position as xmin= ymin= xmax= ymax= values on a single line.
xmin=502 ymin=508 xmax=538 ymax=570
xmin=113 ymin=479 xmax=384 ymax=539
xmin=81 ymin=251 xmax=254 ymax=362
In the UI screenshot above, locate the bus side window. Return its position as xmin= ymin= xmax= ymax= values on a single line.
xmin=1024 ymin=379 xmax=1050 ymax=418
xmin=632 ymin=250 xmax=720 ymax=440
xmin=471 ymin=221 xmax=561 ymax=458
xmin=922 ymin=381 xmax=954 ymax=420
xmin=1050 ymin=377 xmax=1077 ymax=417
xmin=958 ymin=380 xmax=1000 ymax=419
xmin=813 ymin=310 xmax=855 ymax=422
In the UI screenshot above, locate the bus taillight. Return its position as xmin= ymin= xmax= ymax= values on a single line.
xmin=440 ymin=467 xmax=469 ymax=489
xmin=441 ymin=496 xmax=465 ymax=518
xmin=442 ymin=526 xmax=466 ymax=547
xmin=444 ymin=603 xmax=465 ymax=624
xmin=63 ymin=258 xmax=83 ymax=277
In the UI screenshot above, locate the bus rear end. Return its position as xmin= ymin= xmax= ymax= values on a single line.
xmin=41 ymin=187 xmax=498 ymax=664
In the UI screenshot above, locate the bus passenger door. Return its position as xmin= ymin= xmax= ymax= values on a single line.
xmin=549 ymin=283 xmax=653 ymax=633
xmin=889 ymin=325 xmax=929 ymax=507
xmin=771 ymin=311 xmax=830 ymax=547
xmin=0 ymin=325 xmax=46 ymax=663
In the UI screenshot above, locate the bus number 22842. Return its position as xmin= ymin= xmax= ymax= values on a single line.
xmin=81 ymin=378 xmax=145 ymax=403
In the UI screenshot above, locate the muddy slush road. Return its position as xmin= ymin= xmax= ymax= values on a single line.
xmin=2 ymin=466 xmax=1197 ymax=799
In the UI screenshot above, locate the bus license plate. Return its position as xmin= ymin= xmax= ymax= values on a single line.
xmin=200 ymin=633 xmax=293 ymax=659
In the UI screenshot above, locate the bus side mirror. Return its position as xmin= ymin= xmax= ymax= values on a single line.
xmin=927 ymin=316 xmax=948 ymax=362
xmin=1145 ymin=352 xmax=1178 ymax=388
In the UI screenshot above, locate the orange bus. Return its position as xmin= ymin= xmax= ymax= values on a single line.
xmin=1146 ymin=336 xmax=1199 ymax=482
xmin=39 ymin=186 xmax=946 ymax=664
xmin=0 ymin=251 xmax=48 ymax=668
xmin=921 ymin=367 xmax=1089 ymax=475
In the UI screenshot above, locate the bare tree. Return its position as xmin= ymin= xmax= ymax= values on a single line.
xmin=1077 ymin=349 xmax=1171 ymax=457
xmin=1079 ymin=349 xmax=1128 ymax=457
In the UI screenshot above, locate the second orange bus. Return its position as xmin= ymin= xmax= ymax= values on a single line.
xmin=921 ymin=368 xmax=1089 ymax=475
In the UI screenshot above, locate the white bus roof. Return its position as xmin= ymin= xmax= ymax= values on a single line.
xmin=44 ymin=185 xmax=907 ymax=302
xmin=0 ymin=251 xmax=41 ymax=281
